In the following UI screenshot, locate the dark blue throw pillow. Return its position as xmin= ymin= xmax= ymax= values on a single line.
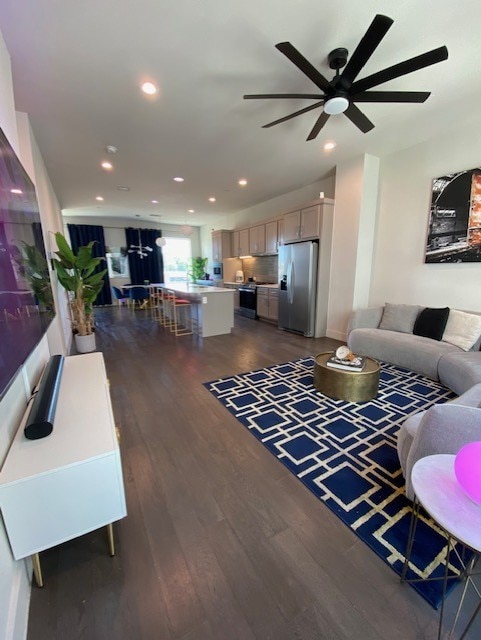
xmin=413 ymin=307 xmax=450 ymax=341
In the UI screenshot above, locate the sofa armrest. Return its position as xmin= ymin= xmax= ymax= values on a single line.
xmin=450 ymin=382 xmax=481 ymax=407
xmin=347 ymin=307 xmax=384 ymax=335
xmin=404 ymin=403 xmax=481 ymax=500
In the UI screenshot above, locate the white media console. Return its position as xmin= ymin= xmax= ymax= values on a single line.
xmin=0 ymin=352 xmax=127 ymax=586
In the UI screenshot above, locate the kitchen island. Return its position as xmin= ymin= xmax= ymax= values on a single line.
xmin=155 ymin=283 xmax=234 ymax=338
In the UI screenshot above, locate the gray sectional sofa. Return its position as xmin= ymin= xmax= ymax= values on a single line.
xmin=346 ymin=303 xmax=481 ymax=500
xmin=347 ymin=304 xmax=481 ymax=394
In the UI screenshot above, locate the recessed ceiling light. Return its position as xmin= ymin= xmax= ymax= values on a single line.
xmin=141 ymin=82 xmax=157 ymax=95
xmin=323 ymin=141 xmax=336 ymax=151
xmin=238 ymin=179 xmax=248 ymax=186
xmin=173 ymin=176 xmax=184 ymax=182
xmin=101 ymin=161 xmax=113 ymax=170
xmin=151 ymin=200 xmax=159 ymax=204
xmin=96 ymin=196 xmax=104 ymax=201
xmin=188 ymin=209 xmax=195 ymax=213
xmin=117 ymin=185 xmax=130 ymax=191
xmin=209 ymin=197 xmax=216 ymax=202
xmin=10 ymin=188 xmax=22 ymax=194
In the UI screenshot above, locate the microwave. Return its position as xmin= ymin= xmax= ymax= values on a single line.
xmin=212 ymin=262 xmax=223 ymax=279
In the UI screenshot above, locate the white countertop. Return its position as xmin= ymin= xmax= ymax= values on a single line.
xmin=155 ymin=283 xmax=233 ymax=294
xmin=224 ymin=281 xmax=279 ymax=288
xmin=255 ymin=283 xmax=279 ymax=289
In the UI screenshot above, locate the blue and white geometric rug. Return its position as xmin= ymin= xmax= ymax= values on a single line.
xmin=204 ymin=357 xmax=462 ymax=609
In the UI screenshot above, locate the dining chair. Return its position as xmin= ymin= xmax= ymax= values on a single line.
xmin=112 ymin=286 xmax=127 ymax=306
xmin=129 ymin=286 xmax=149 ymax=309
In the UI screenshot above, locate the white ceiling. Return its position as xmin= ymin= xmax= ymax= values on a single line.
xmin=0 ymin=0 xmax=480 ymax=227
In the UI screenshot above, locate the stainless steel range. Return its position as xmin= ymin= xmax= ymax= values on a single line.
xmin=238 ymin=283 xmax=257 ymax=318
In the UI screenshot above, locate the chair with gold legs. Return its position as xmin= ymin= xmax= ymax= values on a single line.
xmin=159 ymin=289 xmax=175 ymax=328
xmin=150 ymin=286 xmax=163 ymax=322
xmin=166 ymin=289 xmax=193 ymax=336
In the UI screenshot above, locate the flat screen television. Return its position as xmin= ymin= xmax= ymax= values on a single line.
xmin=0 ymin=126 xmax=55 ymax=399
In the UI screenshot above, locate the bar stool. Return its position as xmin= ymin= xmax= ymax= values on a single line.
xmin=166 ymin=289 xmax=193 ymax=336
xmin=159 ymin=289 xmax=175 ymax=328
xmin=150 ymin=286 xmax=164 ymax=322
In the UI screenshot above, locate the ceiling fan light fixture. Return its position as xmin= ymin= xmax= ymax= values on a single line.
xmin=323 ymin=96 xmax=349 ymax=115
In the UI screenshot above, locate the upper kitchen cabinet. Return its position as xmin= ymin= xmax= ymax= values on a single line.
xmin=212 ymin=230 xmax=232 ymax=261
xmin=249 ymin=225 xmax=266 ymax=255
xmin=231 ymin=229 xmax=250 ymax=257
xmin=265 ymin=220 xmax=279 ymax=254
xmin=283 ymin=205 xmax=320 ymax=242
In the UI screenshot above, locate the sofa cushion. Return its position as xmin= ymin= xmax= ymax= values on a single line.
xmin=378 ymin=303 xmax=422 ymax=333
xmin=413 ymin=307 xmax=450 ymax=341
xmin=348 ymin=328 xmax=459 ymax=380
xmin=442 ymin=309 xmax=481 ymax=351
xmin=438 ymin=351 xmax=481 ymax=395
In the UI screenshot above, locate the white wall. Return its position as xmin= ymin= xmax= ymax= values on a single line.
xmin=16 ymin=112 xmax=70 ymax=355
xmin=64 ymin=215 xmax=201 ymax=256
xmin=326 ymin=155 xmax=380 ymax=340
xmin=200 ymin=175 xmax=335 ymax=262
xmin=0 ymin=29 xmax=66 ymax=640
xmin=64 ymin=216 xmax=202 ymax=286
xmin=0 ymin=32 xmax=17 ymax=152
xmin=0 ymin=31 xmax=32 ymax=640
xmin=370 ymin=119 xmax=481 ymax=311
xmin=228 ymin=176 xmax=335 ymax=230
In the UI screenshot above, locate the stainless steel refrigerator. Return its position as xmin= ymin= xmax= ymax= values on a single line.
xmin=278 ymin=241 xmax=318 ymax=336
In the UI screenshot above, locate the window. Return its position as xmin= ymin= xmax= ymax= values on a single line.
xmin=162 ymin=237 xmax=192 ymax=283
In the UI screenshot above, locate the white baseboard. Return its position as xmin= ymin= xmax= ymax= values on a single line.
xmin=326 ymin=329 xmax=347 ymax=341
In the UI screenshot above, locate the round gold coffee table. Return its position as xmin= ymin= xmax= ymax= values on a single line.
xmin=313 ymin=352 xmax=380 ymax=402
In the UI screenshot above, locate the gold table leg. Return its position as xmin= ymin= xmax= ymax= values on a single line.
xmin=32 ymin=553 xmax=43 ymax=588
xmin=107 ymin=523 xmax=115 ymax=556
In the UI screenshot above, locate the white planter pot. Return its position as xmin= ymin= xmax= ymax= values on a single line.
xmin=74 ymin=333 xmax=96 ymax=353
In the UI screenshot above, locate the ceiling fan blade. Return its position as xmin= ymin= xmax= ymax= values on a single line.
xmin=353 ymin=90 xmax=431 ymax=103
xmin=344 ymin=103 xmax=374 ymax=133
xmin=341 ymin=14 xmax=393 ymax=85
xmin=351 ymin=46 xmax=448 ymax=94
xmin=306 ymin=112 xmax=330 ymax=141
xmin=262 ymin=101 xmax=324 ymax=128
xmin=275 ymin=42 xmax=332 ymax=92
xmin=244 ymin=93 xmax=324 ymax=100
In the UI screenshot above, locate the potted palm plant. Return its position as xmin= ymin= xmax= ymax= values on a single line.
xmin=52 ymin=232 xmax=107 ymax=353
xmin=188 ymin=257 xmax=208 ymax=283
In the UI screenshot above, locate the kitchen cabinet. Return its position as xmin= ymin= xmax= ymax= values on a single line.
xmin=265 ymin=220 xmax=278 ymax=254
xmin=232 ymin=229 xmax=250 ymax=257
xmin=223 ymin=283 xmax=240 ymax=309
xmin=283 ymin=205 xmax=320 ymax=242
xmin=277 ymin=218 xmax=284 ymax=248
xmin=249 ymin=224 xmax=266 ymax=255
xmin=256 ymin=288 xmax=269 ymax=318
xmin=268 ymin=288 xmax=278 ymax=320
xmin=256 ymin=286 xmax=279 ymax=322
xmin=212 ymin=230 xmax=232 ymax=261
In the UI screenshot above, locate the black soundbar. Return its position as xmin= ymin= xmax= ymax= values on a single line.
xmin=24 ymin=355 xmax=65 ymax=440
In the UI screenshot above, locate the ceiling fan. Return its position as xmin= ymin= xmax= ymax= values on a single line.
xmin=244 ymin=14 xmax=448 ymax=140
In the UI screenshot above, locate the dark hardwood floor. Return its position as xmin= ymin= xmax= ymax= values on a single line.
xmin=26 ymin=307 xmax=481 ymax=639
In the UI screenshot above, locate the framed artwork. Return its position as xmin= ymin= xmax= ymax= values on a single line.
xmin=106 ymin=246 xmax=129 ymax=278
xmin=425 ymin=167 xmax=481 ymax=263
